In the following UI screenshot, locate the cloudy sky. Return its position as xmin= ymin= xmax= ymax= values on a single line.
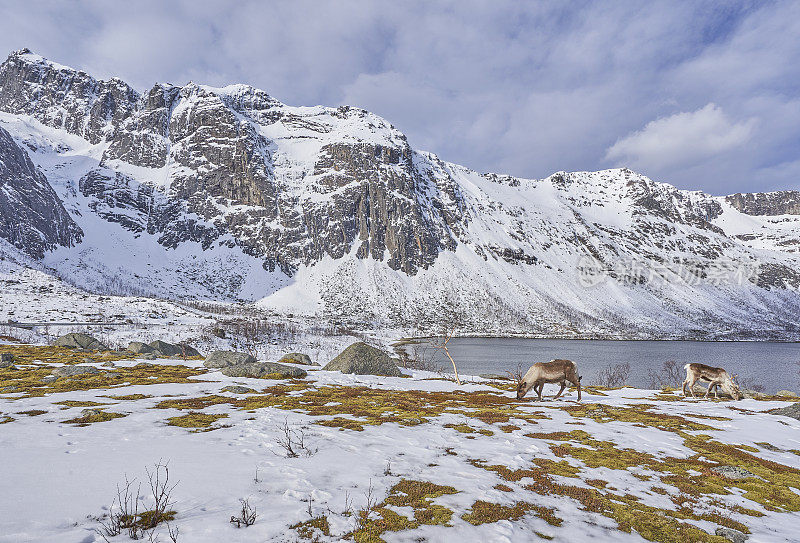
xmin=1 ymin=1 xmax=798 ymax=194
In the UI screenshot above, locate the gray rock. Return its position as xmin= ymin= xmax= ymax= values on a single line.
xmin=776 ymin=390 xmax=798 ymax=398
xmin=51 ymin=365 xmax=101 ymax=378
xmin=139 ymin=352 xmax=158 ymax=360
xmin=148 ymin=340 xmax=201 ymax=358
xmin=769 ymin=402 xmax=800 ymax=420
xmin=80 ymin=408 xmax=104 ymax=417
xmin=221 ymin=385 xmax=257 ymax=394
xmin=710 ymin=465 xmax=758 ymax=480
xmin=41 ymin=375 xmax=57 ymax=384
xmin=127 ymin=341 xmax=155 ymax=354
xmin=54 ymin=333 xmax=108 ymax=351
xmin=220 ymin=362 xmax=307 ymax=379
xmin=742 ymin=389 xmax=766 ymax=400
xmin=715 ymin=526 xmax=748 ymax=543
xmin=277 ymin=352 xmax=317 ymax=366
xmin=0 ymin=352 xmax=14 ymax=368
xmin=726 ymin=191 xmax=800 ymax=217
xmin=0 ymin=124 xmax=82 ymax=258
xmin=204 ymin=350 xmax=256 ymax=368
xmin=323 ymin=342 xmax=404 ymax=377
xmin=0 ymin=385 xmax=18 ymax=392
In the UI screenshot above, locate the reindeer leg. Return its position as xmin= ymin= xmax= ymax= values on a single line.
xmin=688 ymin=378 xmax=697 ymax=398
xmin=682 ymin=379 xmax=688 ymax=397
xmin=714 ymin=383 xmax=719 ymax=400
xmin=553 ymin=381 xmax=567 ymax=400
xmin=535 ymin=382 xmax=544 ymax=401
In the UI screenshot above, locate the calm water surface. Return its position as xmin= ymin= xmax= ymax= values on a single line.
xmin=416 ymin=338 xmax=800 ymax=394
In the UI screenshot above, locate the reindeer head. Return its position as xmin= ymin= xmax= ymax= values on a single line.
xmin=516 ymin=381 xmax=529 ymax=400
xmin=722 ymin=373 xmax=743 ymax=401
xmin=509 ymin=364 xmax=528 ymax=399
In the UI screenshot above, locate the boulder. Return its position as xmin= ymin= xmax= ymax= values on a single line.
xmin=148 ymin=340 xmax=201 ymax=358
xmin=769 ymin=402 xmax=800 ymax=420
xmin=0 ymin=352 xmax=14 ymax=368
xmin=715 ymin=527 xmax=748 ymax=543
xmin=204 ymin=350 xmax=256 ymax=368
xmin=221 ymin=385 xmax=257 ymax=394
xmin=220 ymin=362 xmax=307 ymax=379
xmin=323 ymin=342 xmax=404 ymax=377
xmin=776 ymin=390 xmax=798 ymax=398
xmin=277 ymin=352 xmax=317 ymax=366
xmin=127 ymin=341 xmax=154 ymax=354
xmin=51 ymin=365 xmax=101 ymax=378
xmin=710 ymin=465 xmax=758 ymax=480
xmin=54 ymin=333 xmax=108 ymax=351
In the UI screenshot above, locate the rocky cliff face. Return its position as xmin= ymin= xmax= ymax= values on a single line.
xmin=0 ymin=125 xmax=81 ymax=258
xmin=0 ymin=50 xmax=457 ymax=276
xmin=726 ymin=191 xmax=800 ymax=216
xmin=0 ymin=49 xmax=138 ymax=144
xmin=1 ymin=49 xmax=799 ymax=338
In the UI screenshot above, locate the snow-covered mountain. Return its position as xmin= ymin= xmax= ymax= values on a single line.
xmin=1 ymin=48 xmax=800 ymax=339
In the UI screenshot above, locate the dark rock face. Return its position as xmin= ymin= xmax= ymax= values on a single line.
xmin=726 ymin=191 xmax=800 ymax=216
xmin=0 ymin=49 xmax=138 ymax=144
xmin=324 ymin=342 xmax=404 ymax=377
xmin=0 ymin=126 xmax=82 ymax=258
xmin=78 ymin=169 xmax=221 ymax=249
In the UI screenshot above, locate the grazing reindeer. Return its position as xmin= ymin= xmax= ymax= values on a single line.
xmin=682 ymin=363 xmax=742 ymax=400
xmin=516 ymin=359 xmax=581 ymax=401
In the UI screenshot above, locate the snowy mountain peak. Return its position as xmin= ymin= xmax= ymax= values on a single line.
xmin=1 ymin=49 xmax=799 ymax=338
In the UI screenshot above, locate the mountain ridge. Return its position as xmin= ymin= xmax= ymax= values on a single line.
xmin=1 ymin=49 xmax=799 ymax=339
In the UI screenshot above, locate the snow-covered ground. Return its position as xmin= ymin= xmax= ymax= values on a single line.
xmin=2 ymin=340 xmax=800 ymax=542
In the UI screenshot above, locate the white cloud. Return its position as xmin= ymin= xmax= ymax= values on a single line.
xmin=605 ymin=103 xmax=754 ymax=172
xmin=0 ymin=1 xmax=798 ymax=193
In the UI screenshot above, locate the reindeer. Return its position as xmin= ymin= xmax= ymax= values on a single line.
xmin=516 ymin=359 xmax=581 ymax=401
xmin=682 ymin=363 xmax=742 ymax=400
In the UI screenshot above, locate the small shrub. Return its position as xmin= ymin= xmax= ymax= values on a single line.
xmin=230 ymin=498 xmax=256 ymax=528
xmin=593 ymin=362 xmax=631 ymax=388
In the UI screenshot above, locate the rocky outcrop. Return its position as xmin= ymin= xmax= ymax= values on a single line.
xmin=127 ymin=342 xmax=154 ymax=354
xmin=0 ymin=49 xmax=138 ymax=144
xmin=769 ymin=403 xmax=800 ymax=420
xmin=726 ymin=191 xmax=800 ymax=216
xmin=0 ymin=353 xmax=14 ymax=368
xmin=277 ymin=353 xmax=316 ymax=366
xmin=148 ymin=340 xmax=200 ymax=357
xmin=0 ymin=126 xmax=82 ymax=258
xmin=204 ymin=350 xmax=256 ymax=368
xmin=220 ymin=362 xmax=307 ymax=379
xmin=54 ymin=333 xmax=108 ymax=351
xmin=51 ymin=365 xmax=101 ymax=378
xmin=324 ymin=342 xmax=404 ymax=377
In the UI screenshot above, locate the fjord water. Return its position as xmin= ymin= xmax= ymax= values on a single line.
xmin=420 ymin=338 xmax=800 ymax=394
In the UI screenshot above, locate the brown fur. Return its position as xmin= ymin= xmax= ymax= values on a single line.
xmin=682 ymin=363 xmax=742 ymax=400
xmin=517 ymin=359 xmax=581 ymax=401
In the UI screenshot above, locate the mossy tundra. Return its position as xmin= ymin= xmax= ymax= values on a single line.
xmin=2 ymin=345 xmax=800 ymax=542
